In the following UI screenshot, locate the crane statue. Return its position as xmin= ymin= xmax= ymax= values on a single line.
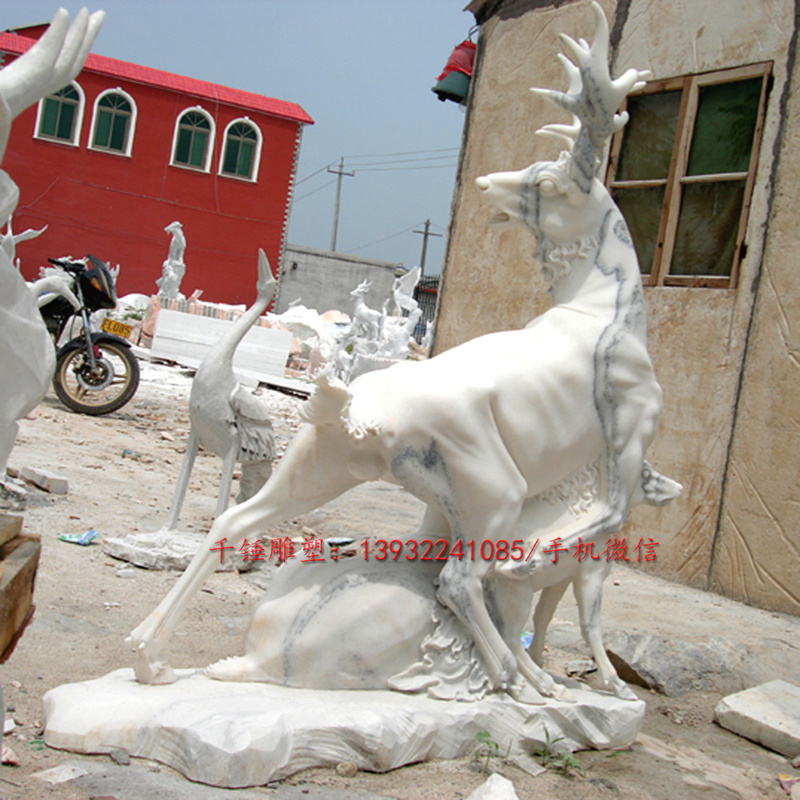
xmin=105 ymin=250 xmax=277 ymax=568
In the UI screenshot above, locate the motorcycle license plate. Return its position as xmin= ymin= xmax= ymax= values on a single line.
xmin=100 ymin=317 xmax=133 ymax=339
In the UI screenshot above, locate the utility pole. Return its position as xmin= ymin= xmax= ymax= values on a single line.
xmin=327 ymin=157 xmax=354 ymax=251
xmin=413 ymin=219 xmax=442 ymax=277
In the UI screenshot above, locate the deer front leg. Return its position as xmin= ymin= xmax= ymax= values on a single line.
xmin=128 ymin=424 xmax=363 ymax=683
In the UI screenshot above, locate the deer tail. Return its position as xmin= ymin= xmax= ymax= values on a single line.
xmin=299 ymin=367 xmax=351 ymax=427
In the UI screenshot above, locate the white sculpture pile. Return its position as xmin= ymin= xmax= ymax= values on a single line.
xmin=0 ymin=9 xmax=103 ymax=502
xmin=155 ymin=220 xmax=186 ymax=300
xmin=335 ymin=267 xmax=422 ymax=382
xmin=44 ymin=4 xmax=681 ymax=786
xmin=104 ymin=251 xmax=277 ymax=570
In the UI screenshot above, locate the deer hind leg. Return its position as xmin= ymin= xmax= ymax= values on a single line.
xmin=573 ymin=559 xmax=637 ymax=701
xmin=128 ymin=424 xmax=364 ymax=684
xmin=530 ymin=578 xmax=570 ymax=667
xmin=490 ymin=575 xmax=575 ymax=703
xmin=391 ymin=436 xmax=537 ymax=700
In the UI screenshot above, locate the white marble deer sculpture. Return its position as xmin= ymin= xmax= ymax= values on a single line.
xmin=129 ymin=3 xmax=679 ymax=702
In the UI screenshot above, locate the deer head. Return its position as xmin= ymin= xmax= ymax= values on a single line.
xmin=476 ymin=2 xmax=648 ymax=250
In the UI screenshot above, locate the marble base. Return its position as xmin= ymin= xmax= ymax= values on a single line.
xmin=43 ymin=668 xmax=645 ymax=788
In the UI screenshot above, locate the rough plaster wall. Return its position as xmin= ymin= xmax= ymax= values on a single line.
xmin=436 ymin=0 xmax=797 ymax=608
xmin=615 ymin=0 xmax=795 ymax=602
xmin=435 ymin=0 xmax=612 ymax=353
xmin=708 ymin=24 xmax=800 ymax=616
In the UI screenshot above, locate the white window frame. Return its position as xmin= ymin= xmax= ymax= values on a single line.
xmin=33 ymin=80 xmax=85 ymax=147
xmin=218 ymin=116 xmax=263 ymax=182
xmin=88 ymin=87 xmax=137 ymax=157
xmin=170 ymin=105 xmax=215 ymax=173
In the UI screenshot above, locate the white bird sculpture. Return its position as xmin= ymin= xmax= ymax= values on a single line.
xmin=104 ymin=250 xmax=278 ymax=569
xmin=162 ymin=249 xmax=278 ymax=530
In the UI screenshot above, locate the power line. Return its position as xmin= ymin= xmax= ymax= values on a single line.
xmin=295 ymin=164 xmax=333 ymax=186
xmin=344 ymin=147 xmax=459 ymax=160
xmin=294 ymin=177 xmax=337 ymax=202
xmin=346 ymin=154 xmax=458 ymax=168
xmin=343 ymin=221 xmax=425 ymax=255
xmin=355 ymin=163 xmax=458 ymax=173
xmin=295 ymin=148 xmax=459 ymax=184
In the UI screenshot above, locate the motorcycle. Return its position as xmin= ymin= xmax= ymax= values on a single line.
xmin=36 ymin=255 xmax=140 ymax=415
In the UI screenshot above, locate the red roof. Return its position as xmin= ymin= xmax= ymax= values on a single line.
xmin=0 ymin=30 xmax=314 ymax=126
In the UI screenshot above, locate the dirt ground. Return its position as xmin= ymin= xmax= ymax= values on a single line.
xmin=1 ymin=359 xmax=798 ymax=800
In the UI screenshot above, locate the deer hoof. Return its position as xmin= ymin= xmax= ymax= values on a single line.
xmin=507 ymin=676 xmax=546 ymax=705
xmin=608 ymin=676 xmax=638 ymax=701
xmin=129 ymin=638 xmax=176 ymax=685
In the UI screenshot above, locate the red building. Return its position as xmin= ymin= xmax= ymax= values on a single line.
xmin=0 ymin=26 xmax=313 ymax=304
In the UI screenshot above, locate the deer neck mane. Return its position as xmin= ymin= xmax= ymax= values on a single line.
xmin=539 ymin=205 xmax=646 ymax=336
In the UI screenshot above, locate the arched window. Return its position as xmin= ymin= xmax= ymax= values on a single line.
xmin=90 ymin=89 xmax=136 ymax=155
xmin=35 ymin=82 xmax=84 ymax=144
xmin=172 ymin=107 xmax=215 ymax=171
xmin=220 ymin=119 xmax=262 ymax=180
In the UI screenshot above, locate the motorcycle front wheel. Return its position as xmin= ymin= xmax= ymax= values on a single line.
xmin=54 ymin=341 xmax=140 ymax=415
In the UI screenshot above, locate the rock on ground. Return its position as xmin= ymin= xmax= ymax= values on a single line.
xmin=714 ymin=680 xmax=800 ymax=757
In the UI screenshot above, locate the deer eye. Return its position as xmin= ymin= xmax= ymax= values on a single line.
xmin=538 ymin=178 xmax=557 ymax=196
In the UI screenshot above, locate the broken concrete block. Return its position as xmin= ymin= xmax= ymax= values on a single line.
xmin=20 ymin=466 xmax=68 ymax=495
xmin=714 ymin=680 xmax=800 ymax=757
xmin=605 ymin=629 xmax=747 ymax=696
xmin=466 ymin=774 xmax=520 ymax=800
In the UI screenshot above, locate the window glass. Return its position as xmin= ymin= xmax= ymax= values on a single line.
xmin=612 ymin=186 xmax=666 ymax=275
xmin=222 ymin=122 xmax=258 ymax=178
xmin=670 ymin=181 xmax=746 ymax=276
xmin=174 ymin=111 xmax=210 ymax=168
xmin=39 ymin=85 xmax=79 ymax=141
xmin=616 ymin=91 xmax=681 ymax=181
xmin=607 ymin=65 xmax=769 ymax=287
xmin=687 ymin=78 xmax=761 ymax=176
xmin=93 ymin=93 xmax=131 ymax=152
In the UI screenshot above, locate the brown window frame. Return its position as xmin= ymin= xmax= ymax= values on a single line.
xmin=605 ymin=62 xmax=771 ymax=289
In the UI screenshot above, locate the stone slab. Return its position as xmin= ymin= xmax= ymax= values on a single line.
xmin=714 ymin=680 xmax=800 ymax=757
xmin=43 ymin=668 xmax=645 ymax=788
xmin=151 ymin=309 xmax=292 ymax=389
xmin=20 ymin=465 xmax=68 ymax=494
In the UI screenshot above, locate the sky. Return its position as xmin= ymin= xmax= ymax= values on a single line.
xmin=1 ymin=0 xmax=474 ymax=276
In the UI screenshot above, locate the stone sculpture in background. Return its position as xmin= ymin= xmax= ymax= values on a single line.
xmin=0 ymin=9 xmax=104 ymax=489
xmin=156 ymin=220 xmax=186 ymax=300
xmin=44 ymin=4 xmax=680 ymax=786
xmin=105 ymin=250 xmax=277 ymax=569
xmin=334 ymin=268 xmax=422 ymax=381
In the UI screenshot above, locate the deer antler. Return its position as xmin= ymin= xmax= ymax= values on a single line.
xmin=531 ymin=2 xmax=649 ymax=192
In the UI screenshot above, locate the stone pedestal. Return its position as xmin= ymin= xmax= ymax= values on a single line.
xmin=43 ymin=668 xmax=645 ymax=788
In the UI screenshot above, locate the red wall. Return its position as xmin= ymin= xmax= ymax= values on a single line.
xmin=4 ymin=70 xmax=301 ymax=305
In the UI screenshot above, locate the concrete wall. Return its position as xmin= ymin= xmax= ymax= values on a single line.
xmin=276 ymin=244 xmax=402 ymax=316
xmin=435 ymin=0 xmax=800 ymax=614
